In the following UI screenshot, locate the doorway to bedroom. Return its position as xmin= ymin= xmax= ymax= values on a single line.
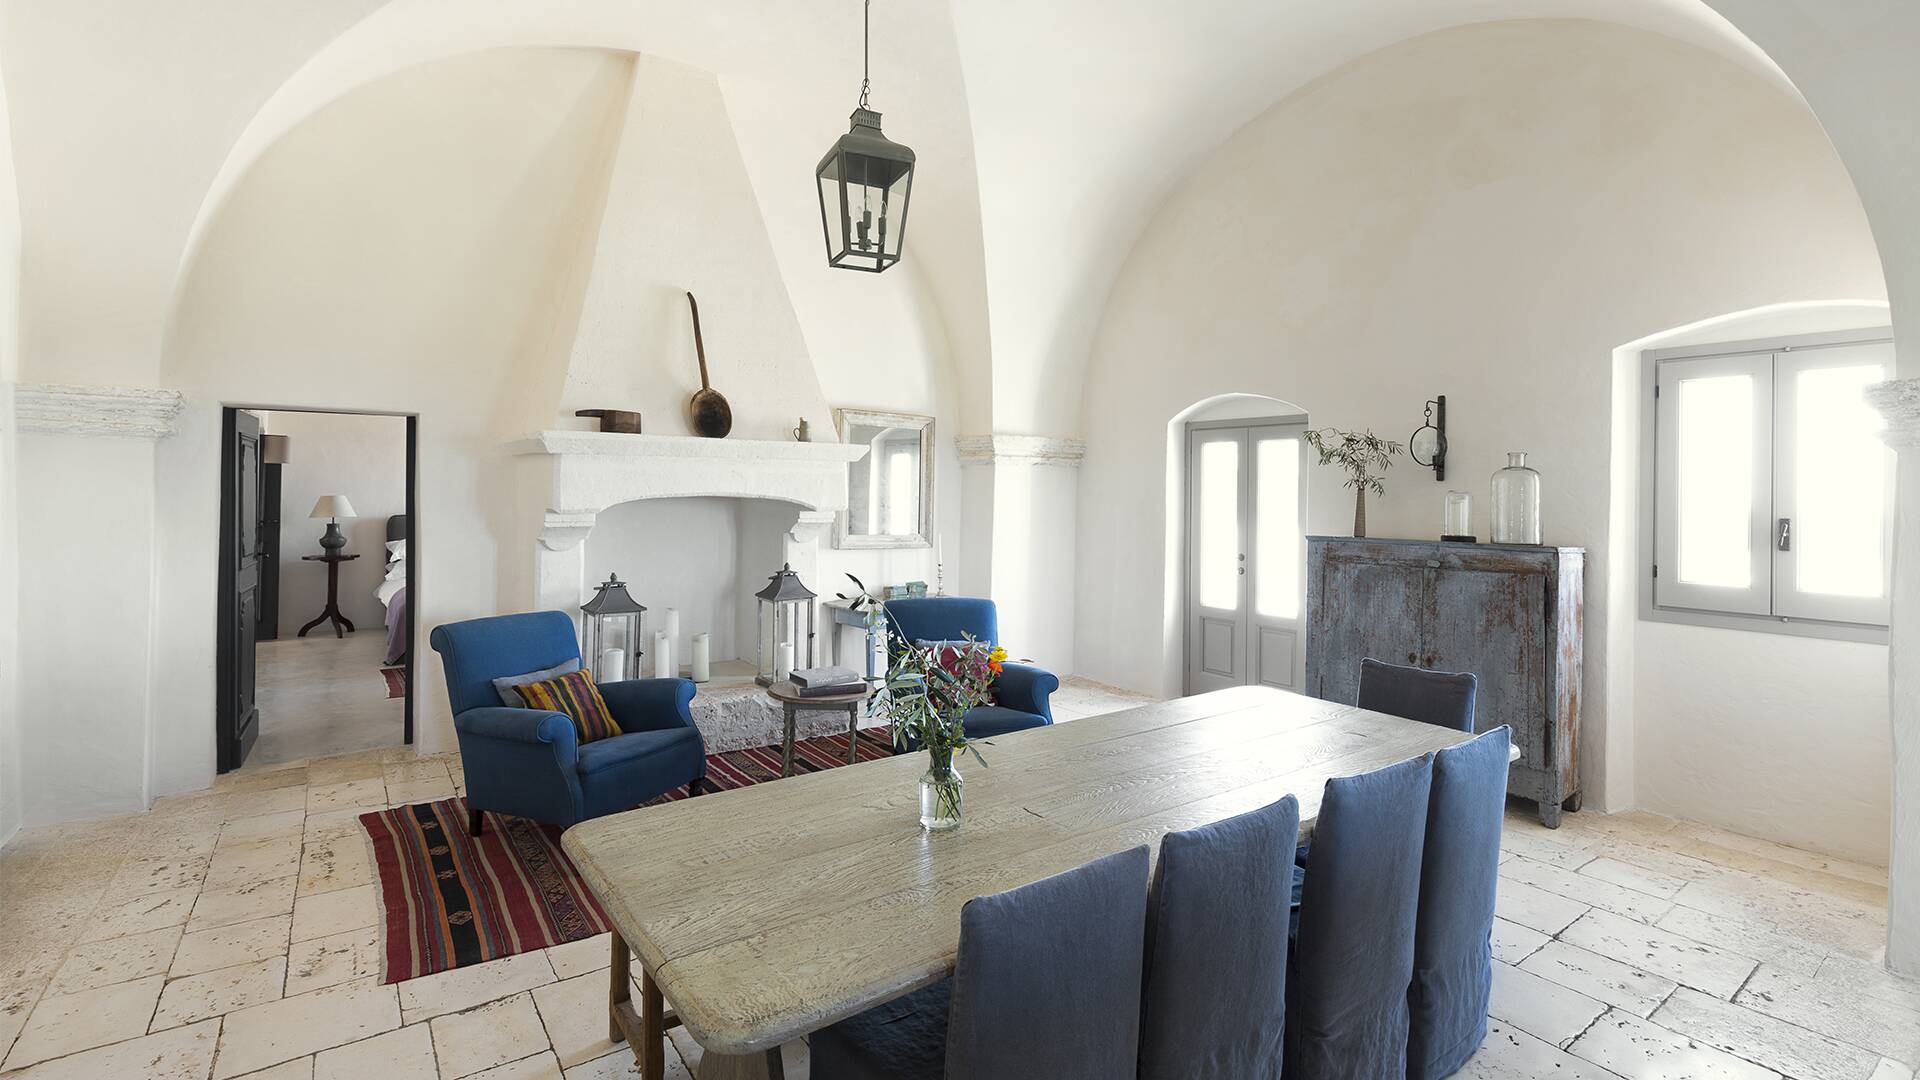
xmin=217 ymin=407 xmax=417 ymax=771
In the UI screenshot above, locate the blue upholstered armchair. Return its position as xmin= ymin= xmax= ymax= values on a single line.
xmin=429 ymin=611 xmax=707 ymax=835
xmin=883 ymin=596 xmax=1059 ymax=739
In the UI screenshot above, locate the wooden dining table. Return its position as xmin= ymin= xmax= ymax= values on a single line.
xmin=562 ymin=684 xmax=1504 ymax=1080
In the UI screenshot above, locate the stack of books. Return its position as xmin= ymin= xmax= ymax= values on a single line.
xmin=790 ymin=666 xmax=866 ymax=697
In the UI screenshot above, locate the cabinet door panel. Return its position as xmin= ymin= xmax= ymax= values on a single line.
xmin=1310 ymin=555 xmax=1426 ymax=705
xmin=1427 ymin=567 xmax=1547 ymax=769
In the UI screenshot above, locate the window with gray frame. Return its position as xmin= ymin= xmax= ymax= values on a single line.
xmin=1644 ymin=328 xmax=1894 ymax=637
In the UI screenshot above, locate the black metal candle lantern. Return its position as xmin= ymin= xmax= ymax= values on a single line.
xmin=1410 ymin=395 xmax=1448 ymax=480
xmin=755 ymin=564 xmax=819 ymax=686
xmin=581 ymin=573 xmax=646 ymax=682
xmin=816 ymin=0 xmax=915 ymax=273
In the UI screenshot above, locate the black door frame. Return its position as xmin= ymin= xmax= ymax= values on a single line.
xmin=216 ymin=406 xmax=419 ymax=771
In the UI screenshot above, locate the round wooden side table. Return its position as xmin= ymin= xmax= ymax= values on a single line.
xmin=764 ymin=681 xmax=870 ymax=777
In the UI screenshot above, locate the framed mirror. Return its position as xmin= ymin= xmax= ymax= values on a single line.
xmin=835 ymin=408 xmax=934 ymax=549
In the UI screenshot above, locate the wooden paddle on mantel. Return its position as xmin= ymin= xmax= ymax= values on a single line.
xmin=686 ymin=291 xmax=732 ymax=438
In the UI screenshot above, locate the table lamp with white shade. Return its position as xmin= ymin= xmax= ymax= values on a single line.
xmin=310 ymin=495 xmax=357 ymax=555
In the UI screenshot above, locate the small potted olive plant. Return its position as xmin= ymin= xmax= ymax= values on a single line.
xmin=1303 ymin=428 xmax=1402 ymax=538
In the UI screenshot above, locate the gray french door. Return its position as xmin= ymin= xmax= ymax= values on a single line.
xmin=1186 ymin=420 xmax=1308 ymax=694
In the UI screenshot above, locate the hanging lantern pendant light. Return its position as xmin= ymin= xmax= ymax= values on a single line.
xmin=817 ymin=0 xmax=916 ymax=273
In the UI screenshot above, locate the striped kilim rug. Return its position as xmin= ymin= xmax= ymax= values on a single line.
xmin=363 ymin=723 xmax=895 ymax=982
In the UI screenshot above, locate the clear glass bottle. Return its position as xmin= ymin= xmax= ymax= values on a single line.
xmin=1490 ymin=452 xmax=1541 ymax=544
xmin=1443 ymin=491 xmax=1473 ymax=541
xmin=920 ymin=756 xmax=963 ymax=832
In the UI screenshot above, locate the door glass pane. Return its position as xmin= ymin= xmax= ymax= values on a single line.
xmin=1255 ymin=435 xmax=1301 ymax=619
xmin=1675 ymin=374 xmax=1754 ymax=588
xmin=1794 ymin=363 xmax=1888 ymax=597
xmin=1197 ymin=439 xmax=1240 ymax=610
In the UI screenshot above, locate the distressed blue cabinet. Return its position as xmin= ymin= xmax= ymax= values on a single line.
xmin=1305 ymin=537 xmax=1584 ymax=826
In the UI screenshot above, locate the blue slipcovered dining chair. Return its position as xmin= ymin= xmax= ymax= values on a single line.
xmin=1286 ymin=753 xmax=1435 ymax=1080
xmin=430 ymin=611 xmax=707 ymax=835
xmin=1140 ymin=796 xmax=1299 ymax=1080
xmin=883 ymin=596 xmax=1059 ymax=738
xmin=1358 ymin=657 xmax=1478 ymax=732
xmin=1409 ymin=727 xmax=1511 ymax=1080
xmin=809 ymin=846 xmax=1151 ymax=1080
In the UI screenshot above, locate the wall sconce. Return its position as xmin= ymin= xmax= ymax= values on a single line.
xmin=1409 ymin=396 xmax=1447 ymax=480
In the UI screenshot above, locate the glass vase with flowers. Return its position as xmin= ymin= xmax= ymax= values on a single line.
xmin=871 ymin=634 xmax=1003 ymax=831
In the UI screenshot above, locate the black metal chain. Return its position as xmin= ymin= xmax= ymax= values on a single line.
xmin=859 ymin=0 xmax=872 ymax=109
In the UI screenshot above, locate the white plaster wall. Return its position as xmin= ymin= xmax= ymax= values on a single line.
xmin=16 ymin=435 xmax=157 ymax=824
xmin=159 ymin=48 xmax=639 ymax=769
xmin=137 ymin=44 xmax=963 ymax=805
xmin=265 ymin=411 xmax=406 ymax=635
xmin=586 ymin=498 xmax=746 ymax=665
xmin=1614 ymin=302 xmax=1892 ymax=863
xmin=0 ymin=63 xmax=20 ymax=847
xmin=1074 ymin=22 xmax=1885 ymax=831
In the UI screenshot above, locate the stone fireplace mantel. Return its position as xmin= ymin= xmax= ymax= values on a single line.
xmin=509 ymin=430 xmax=870 ymax=550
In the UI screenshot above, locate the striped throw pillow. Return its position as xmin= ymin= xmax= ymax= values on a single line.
xmin=512 ymin=668 xmax=623 ymax=744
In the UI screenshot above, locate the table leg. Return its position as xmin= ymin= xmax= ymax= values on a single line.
xmin=781 ymin=704 xmax=796 ymax=778
xmin=847 ymin=703 xmax=859 ymax=765
xmin=609 ymin=931 xmax=630 ymax=1045
xmin=641 ymin=969 xmax=666 ymax=1080
xmin=699 ymin=1049 xmax=786 ymax=1080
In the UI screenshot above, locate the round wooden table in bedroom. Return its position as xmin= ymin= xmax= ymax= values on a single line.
xmin=764 ymin=680 xmax=871 ymax=777
xmin=297 ymin=553 xmax=361 ymax=639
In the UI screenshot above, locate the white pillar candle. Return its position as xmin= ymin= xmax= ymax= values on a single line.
xmin=654 ymin=631 xmax=674 ymax=679
xmin=665 ymin=608 xmax=681 ymax=657
xmin=690 ymin=632 xmax=711 ymax=683
xmin=776 ymin=640 xmax=795 ymax=681
xmin=598 ymin=648 xmax=626 ymax=683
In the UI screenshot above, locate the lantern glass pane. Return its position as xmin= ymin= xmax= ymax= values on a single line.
xmin=881 ymin=166 xmax=911 ymax=261
xmin=818 ymin=165 xmax=849 ymax=264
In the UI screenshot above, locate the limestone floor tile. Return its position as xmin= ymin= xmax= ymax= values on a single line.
xmin=172 ymin=914 xmax=293 ymax=978
xmin=1579 ymin=855 xmax=1693 ymax=899
xmin=1569 ymin=1008 xmax=1782 ymax=1079
xmin=1490 ymin=918 xmax=1549 ymax=965
xmin=233 ymin=1059 xmax=315 ymax=1080
xmin=1 ymin=973 xmax=166 ymax=1071
xmin=286 ymin=927 xmax=383 ymax=997
xmin=1517 ymin=940 xmax=1678 ymax=1017
xmin=467 ymin=1052 xmax=564 ymax=1080
xmin=399 ymin=953 xmax=557 ymax=1025
xmin=532 ymin=971 xmax=623 ymax=1068
xmin=1652 ymin=986 xmax=1883 ymax=1080
xmin=1673 ymin=822 xmax=1889 ymax=889
xmin=303 ymin=811 xmax=371 ymax=849
xmin=667 ymin=1026 xmax=700 ymax=1075
xmin=1816 ymin=952 xmax=1920 ymax=1014
xmin=565 ymin=1047 xmax=693 ymax=1080
xmin=1655 ymin=906 xmax=1826 ymax=978
xmin=0 ymin=984 xmax=37 ymax=1067
xmin=291 ymin=883 xmax=378 ymax=943
xmin=312 ymin=1022 xmax=437 ymax=1080
xmin=1454 ymin=1019 xmax=1621 ymax=1079
xmin=104 ymin=852 xmax=214 ymax=898
xmin=386 ymin=779 xmax=456 ymax=806
xmin=1493 ymin=878 xmax=1589 ymax=936
xmin=1872 ymin=1060 xmax=1918 ymax=1080
xmin=308 ymin=780 xmax=387 ymax=815
xmin=78 ymin=882 xmax=199 ymax=943
xmin=3 ymin=1016 xmax=219 ymax=1080
xmin=297 ymin=835 xmax=374 ymax=897
xmin=213 ymin=978 xmax=400 ymax=1079
xmin=153 ymin=955 xmax=288 ymax=1030
xmin=205 ymin=837 xmax=305 ymax=892
xmin=45 ymin=924 xmax=182 ymax=995
xmin=220 ymin=809 xmax=311 ymax=847
xmin=1672 ymin=874 xmax=1886 ymax=961
xmin=430 ymin=992 xmax=549 ymax=1079
xmin=1488 ymin=961 xmax=1607 ymax=1048
xmin=1560 ymin=908 xmax=1759 ymax=999
xmin=189 ymin=875 xmax=299 ymax=933
xmin=306 ymin=753 xmax=389 ymax=787
xmin=385 ymin=760 xmax=453 ymax=787
xmin=1736 ymin=964 xmax=1920 ymax=1063
xmin=543 ymin=935 xmax=613 ymax=981
xmin=1502 ymin=856 xmax=1676 ymax=924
